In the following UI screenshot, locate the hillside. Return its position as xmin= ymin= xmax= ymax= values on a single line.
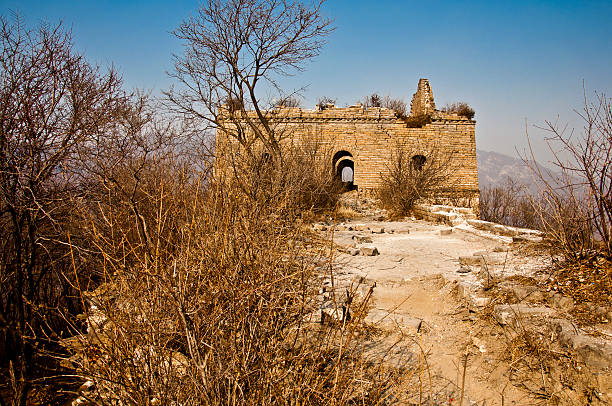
xmin=476 ymin=149 xmax=537 ymax=188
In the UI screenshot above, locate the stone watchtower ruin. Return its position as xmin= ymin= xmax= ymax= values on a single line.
xmin=215 ymin=79 xmax=479 ymax=208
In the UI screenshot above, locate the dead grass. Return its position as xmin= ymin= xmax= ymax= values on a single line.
xmin=540 ymin=254 xmax=612 ymax=307
xmin=53 ymin=140 xmax=420 ymax=404
xmin=475 ymin=260 xmax=611 ymax=404
xmin=336 ymin=205 xmax=360 ymax=220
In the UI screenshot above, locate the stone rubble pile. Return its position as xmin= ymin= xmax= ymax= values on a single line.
xmin=414 ymin=204 xmax=545 ymax=243
xmin=452 ymin=267 xmax=612 ymax=370
xmin=313 ymin=269 xmax=374 ymax=324
xmin=413 ymin=204 xmax=476 ymax=227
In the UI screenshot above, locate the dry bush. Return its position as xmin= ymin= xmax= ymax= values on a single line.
xmin=378 ymin=142 xmax=455 ymax=217
xmin=275 ymin=96 xmax=302 ymax=108
xmin=479 ymin=177 xmax=541 ymax=229
xmin=363 ymin=93 xmax=382 ymax=108
xmin=493 ymin=313 xmax=608 ymax=404
xmin=363 ymin=93 xmax=408 ymax=118
xmin=51 ymin=106 xmax=397 ymax=404
xmin=525 ymin=90 xmax=612 ymax=258
xmin=441 ymin=102 xmax=475 ymax=120
xmin=383 ymin=96 xmax=408 ymax=119
xmin=63 ymin=143 xmax=407 ymax=404
xmin=222 ymin=137 xmax=344 ymax=215
xmin=403 ymin=113 xmax=432 ymax=128
xmin=317 ymin=96 xmax=336 ymax=110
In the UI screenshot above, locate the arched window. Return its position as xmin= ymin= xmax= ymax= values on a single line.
xmin=411 ymin=155 xmax=426 ymax=171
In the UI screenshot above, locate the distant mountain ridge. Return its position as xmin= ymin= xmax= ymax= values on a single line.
xmin=476 ymin=149 xmax=545 ymax=190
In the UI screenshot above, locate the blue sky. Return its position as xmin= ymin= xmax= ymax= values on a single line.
xmin=2 ymin=0 xmax=611 ymax=162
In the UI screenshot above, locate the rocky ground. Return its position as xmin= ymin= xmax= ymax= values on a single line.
xmin=310 ymin=199 xmax=612 ymax=405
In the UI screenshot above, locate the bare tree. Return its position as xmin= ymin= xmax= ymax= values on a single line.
xmin=166 ymin=0 xmax=333 ymax=164
xmin=525 ymin=89 xmax=612 ymax=256
xmin=0 ymin=16 xmax=125 ymax=405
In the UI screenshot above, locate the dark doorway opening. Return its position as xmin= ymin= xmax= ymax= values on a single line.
xmin=333 ymin=150 xmax=357 ymax=190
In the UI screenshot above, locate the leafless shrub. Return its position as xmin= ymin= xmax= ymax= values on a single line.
xmin=363 ymin=93 xmax=382 ymax=108
xmin=442 ymin=102 xmax=475 ymax=120
xmin=317 ymin=96 xmax=337 ymax=110
xmin=491 ymin=308 xmax=606 ymax=404
xmin=363 ymin=93 xmax=408 ymax=118
xmin=223 ymin=136 xmax=343 ymax=214
xmin=383 ymin=96 xmax=408 ymax=119
xmin=64 ymin=142 xmax=406 ymax=404
xmin=479 ymin=177 xmax=541 ymax=229
xmin=275 ymin=96 xmax=302 ymax=108
xmin=525 ymin=89 xmax=612 ymax=257
xmin=378 ymin=142 xmax=455 ymax=217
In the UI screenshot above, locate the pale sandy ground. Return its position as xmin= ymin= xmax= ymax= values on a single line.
xmin=319 ymin=219 xmax=609 ymax=405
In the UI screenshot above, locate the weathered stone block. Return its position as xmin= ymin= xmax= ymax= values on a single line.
xmin=493 ymin=304 xmax=555 ymax=325
xmin=360 ymin=245 xmax=379 ymax=256
xmin=352 ymin=234 xmax=373 ymax=243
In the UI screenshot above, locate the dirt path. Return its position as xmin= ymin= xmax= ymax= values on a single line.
xmin=321 ymin=219 xmax=610 ymax=405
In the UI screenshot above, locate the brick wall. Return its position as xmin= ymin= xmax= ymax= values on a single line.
xmin=215 ymin=79 xmax=480 ymax=208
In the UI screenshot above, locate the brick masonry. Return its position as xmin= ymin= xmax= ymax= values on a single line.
xmin=216 ymin=79 xmax=480 ymax=209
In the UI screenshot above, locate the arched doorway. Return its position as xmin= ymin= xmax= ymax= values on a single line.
xmin=332 ymin=150 xmax=357 ymax=190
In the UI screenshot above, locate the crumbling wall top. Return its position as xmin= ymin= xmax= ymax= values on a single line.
xmin=410 ymin=78 xmax=436 ymax=116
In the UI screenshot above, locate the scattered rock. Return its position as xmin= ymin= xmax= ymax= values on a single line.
xmin=472 ymin=296 xmax=491 ymax=307
xmin=471 ymin=336 xmax=487 ymax=353
xmin=360 ymin=245 xmax=379 ymax=256
xmin=354 ymin=224 xmax=369 ymax=231
xmin=457 ymin=266 xmax=471 ymax=274
xmin=456 ymin=283 xmax=491 ymax=307
xmin=320 ymin=305 xmax=350 ymax=323
xmin=352 ymin=234 xmax=373 ymax=243
xmin=459 ymin=256 xmax=482 ymax=266
xmin=371 ymin=226 xmax=385 ymax=234
xmin=346 ymin=247 xmax=360 ymax=256
xmin=553 ymin=319 xmax=612 ymax=369
xmin=405 ymin=317 xmax=423 ymax=333
xmin=313 ymin=223 xmax=328 ymax=231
